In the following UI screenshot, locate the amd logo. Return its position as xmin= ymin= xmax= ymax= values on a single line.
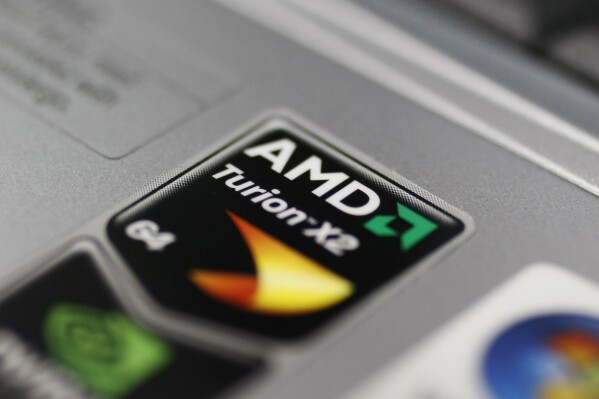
xmin=243 ymin=138 xmax=381 ymax=217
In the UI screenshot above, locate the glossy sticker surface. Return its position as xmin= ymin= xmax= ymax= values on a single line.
xmin=109 ymin=121 xmax=466 ymax=339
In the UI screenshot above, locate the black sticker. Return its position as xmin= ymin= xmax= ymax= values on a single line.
xmin=0 ymin=248 xmax=258 ymax=399
xmin=108 ymin=121 xmax=466 ymax=339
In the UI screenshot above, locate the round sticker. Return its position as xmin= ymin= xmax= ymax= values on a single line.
xmin=484 ymin=313 xmax=599 ymax=399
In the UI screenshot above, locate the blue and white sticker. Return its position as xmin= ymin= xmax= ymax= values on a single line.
xmin=347 ymin=264 xmax=599 ymax=399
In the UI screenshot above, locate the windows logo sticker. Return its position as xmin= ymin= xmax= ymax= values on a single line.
xmin=44 ymin=303 xmax=172 ymax=398
xmin=189 ymin=210 xmax=354 ymax=315
xmin=484 ymin=313 xmax=599 ymax=399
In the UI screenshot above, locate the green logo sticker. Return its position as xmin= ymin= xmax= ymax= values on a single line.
xmin=44 ymin=303 xmax=172 ymax=398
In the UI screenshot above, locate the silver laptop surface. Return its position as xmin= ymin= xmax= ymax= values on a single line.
xmin=1 ymin=1 xmax=599 ymax=398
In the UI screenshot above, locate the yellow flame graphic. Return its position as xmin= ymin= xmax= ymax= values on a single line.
xmin=190 ymin=211 xmax=354 ymax=315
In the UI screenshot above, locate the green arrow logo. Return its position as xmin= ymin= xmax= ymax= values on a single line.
xmin=364 ymin=203 xmax=438 ymax=251
xmin=363 ymin=215 xmax=397 ymax=237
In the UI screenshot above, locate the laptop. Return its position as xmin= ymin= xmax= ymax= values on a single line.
xmin=1 ymin=0 xmax=598 ymax=398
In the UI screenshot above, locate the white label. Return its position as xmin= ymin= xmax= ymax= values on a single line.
xmin=0 ymin=0 xmax=237 ymax=158
xmin=347 ymin=264 xmax=599 ymax=399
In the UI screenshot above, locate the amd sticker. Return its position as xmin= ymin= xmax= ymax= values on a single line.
xmin=108 ymin=117 xmax=468 ymax=339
